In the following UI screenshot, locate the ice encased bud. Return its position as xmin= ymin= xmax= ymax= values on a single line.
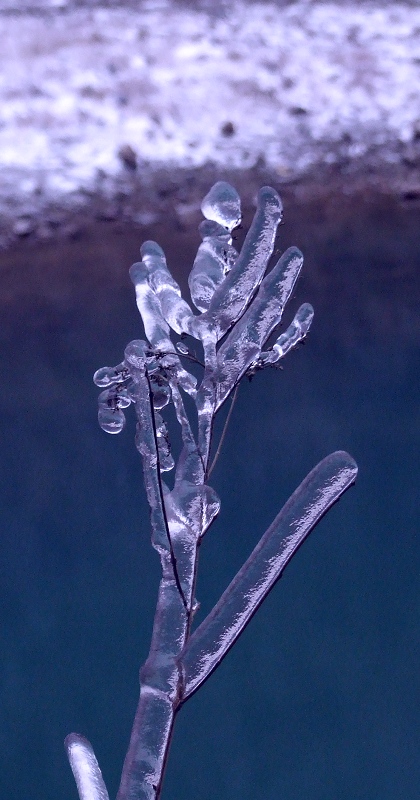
xmin=151 ymin=382 xmax=171 ymax=410
xmin=204 ymin=186 xmax=283 ymax=340
xmin=98 ymin=405 xmax=126 ymax=434
xmin=201 ymin=181 xmax=241 ymax=232
xmin=65 ymin=733 xmax=110 ymax=800
xmin=198 ymin=220 xmax=232 ymax=241
xmin=124 ymin=340 xmax=148 ymax=369
xmin=93 ymin=364 xmax=126 ymax=387
xmin=139 ymin=240 xmax=196 ymax=336
xmin=98 ymin=387 xmax=132 ymax=409
xmin=189 ymin=223 xmax=239 ymax=312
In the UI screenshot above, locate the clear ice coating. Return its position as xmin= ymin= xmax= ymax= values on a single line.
xmin=75 ymin=181 xmax=358 ymax=800
xmin=200 ymin=181 xmax=242 ymax=231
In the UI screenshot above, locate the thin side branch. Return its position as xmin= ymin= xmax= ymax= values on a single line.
xmin=208 ymin=383 xmax=239 ymax=478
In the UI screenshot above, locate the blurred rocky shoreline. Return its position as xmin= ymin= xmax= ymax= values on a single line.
xmin=0 ymin=0 xmax=419 ymax=247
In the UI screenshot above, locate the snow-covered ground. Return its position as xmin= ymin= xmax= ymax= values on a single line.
xmin=1 ymin=0 xmax=420 ymax=240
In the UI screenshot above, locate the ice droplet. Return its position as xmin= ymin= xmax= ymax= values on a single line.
xmin=98 ymin=406 xmax=126 ymax=434
xmin=176 ymin=341 xmax=189 ymax=355
xmin=201 ymin=181 xmax=241 ymax=232
xmin=151 ymin=382 xmax=171 ymax=410
xmin=98 ymin=389 xmax=114 ymax=406
xmin=98 ymin=387 xmax=132 ymax=410
xmin=93 ymin=365 xmax=126 ymax=387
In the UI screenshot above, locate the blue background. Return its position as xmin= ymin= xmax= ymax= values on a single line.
xmin=1 ymin=183 xmax=419 ymax=800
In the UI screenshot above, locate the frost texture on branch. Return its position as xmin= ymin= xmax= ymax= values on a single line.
xmin=67 ymin=181 xmax=358 ymax=800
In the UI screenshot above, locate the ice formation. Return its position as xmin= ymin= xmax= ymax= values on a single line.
xmin=67 ymin=181 xmax=358 ymax=800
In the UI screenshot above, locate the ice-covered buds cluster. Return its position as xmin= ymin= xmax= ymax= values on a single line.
xmin=93 ymin=181 xmax=314 ymax=437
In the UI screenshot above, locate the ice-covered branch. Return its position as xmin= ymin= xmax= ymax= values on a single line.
xmin=214 ymin=245 xmax=304 ymax=408
xmin=202 ymin=185 xmax=283 ymax=340
xmin=68 ymin=180 xmax=358 ymax=800
xmin=179 ymin=451 xmax=358 ymax=701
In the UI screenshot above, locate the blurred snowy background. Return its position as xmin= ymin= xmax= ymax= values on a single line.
xmin=1 ymin=0 xmax=420 ymax=241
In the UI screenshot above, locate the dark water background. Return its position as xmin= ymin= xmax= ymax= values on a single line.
xmin=1 ymin=185 xmax=419 ymax=800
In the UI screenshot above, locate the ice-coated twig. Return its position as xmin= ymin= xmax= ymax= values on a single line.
xmin=65 ymin=734 xmax=110 ymax=800
xmin=68 ymin=180 xmax=358 ymax=800
xmin=214 ymin=245 xmax=304 ymax=408
xmin=179 ymin=451 xmax=358 ymax=700
xmin=201 ymin=186 xmax=283 ymax=340
xmin=124 ymin=341 xmax=177 ymax=556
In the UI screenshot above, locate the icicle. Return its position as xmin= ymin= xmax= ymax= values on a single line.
xmin=214 ymin=246 xmax=304 ymax=408
xmin=65 ymin=734 xmax=109 ymax=800
xmin=179 ymin=451 xmax=358 ymax=700
xmin=203 ymin=186 xmax=283 ymax=339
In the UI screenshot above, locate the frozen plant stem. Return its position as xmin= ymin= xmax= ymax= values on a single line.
xmin=66 ymin=181 xmax=358 ymax=800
